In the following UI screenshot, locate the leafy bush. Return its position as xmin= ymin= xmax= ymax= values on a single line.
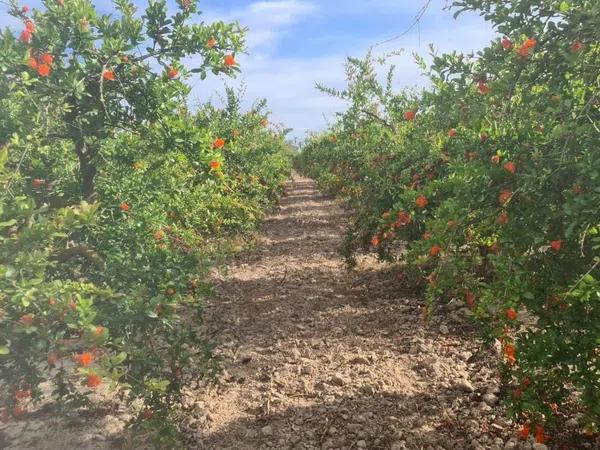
xmin=0 ymin=0 xmax=291 ymax=445
xmin=297 ymin=0 xmax=600 ymax=441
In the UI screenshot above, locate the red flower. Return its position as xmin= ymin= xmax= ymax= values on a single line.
xmin=519 ymin=425 xmax=530 ymax=440
xmin=395 ymin=211 xmax=411 ymax=227
xmin=501 ymin=37 xmax=513 ymax=50
xmin=14 ymin=390 xmax=31 ymax=400
xmin=47 ymin=352 xmax=60 ymax=365
xmin=403 ymin=110 xmax=416 ymax=121
xmin=447 ymin=128 xmax=457 ymax=138
xmin=119 ymin=202 xmax=130 ymax=212
xmin=503 ymin=161 xmax=516 ymax=174
xmin=36 ymin=64 xmax=51 ymax=77
xmin=40 ymin=53 xmax=54 ymax=65
xmin=213 ymin=138 xmax=225 ymax=149
xmin=224 ymin=54 xmax=236 ymax=67
xmin=465 ymin=290 xmax=476 ymax=309
xmin=31 ymin=178 xmax=45 ymax=188
xmin=550 ymin=240 xmax=563 ymax=252
xmin=27 ymin=57 xmax=38 ymax=69
xmin=479 ymin=131 xmax=489 ymax=142
xmin=499 ymin=190 xmax=512 ymax=205
xmin=570 ymin=40 xmax=584 ymax=54
xmin=75 ymin=352 xmax=94 ymax=367
xmin=210 ymin=160 xmax=221 ymax=170
xmin=524 ymin=37 xmax=537 ymax=49
xmin=102 ymin=70 xmax=115 ymax=81
xmin=415 ymin=195 xmax=428 ymax=209
xmin=167 ymin=67 xmax=179 ymax=79
xmin=505 ymin=308 xmax=518 ymax=320
xmin=535 ymin=425 xmax=547 ymax=444
xmin=86 ymin=374 xmax=102 ymax=389
xmin=20 ymin=314 xmax=34 ymax=326
xmin=21 ymin=6 xmax=30 ymax=13
xmin=207 ymin=38 xmax=217 ymax=48
xmin=497 ymin=212 xmax=509 ymax=224
xmin=19 ymin=30 xmax=32 ymax=42
xmin=477 ymin=80 xmax=490 ymax=95
xmin=429 ymin=245 xmax=442 ymax=257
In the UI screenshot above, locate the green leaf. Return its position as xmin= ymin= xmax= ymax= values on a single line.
xmin=559 ymin=1 xmax=570 ymax=12
xmin=0 ymin=345 xmax=9 ymax=355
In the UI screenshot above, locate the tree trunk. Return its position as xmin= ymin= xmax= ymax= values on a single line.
xmin=75 ymin=136 xmax=97 ymax=199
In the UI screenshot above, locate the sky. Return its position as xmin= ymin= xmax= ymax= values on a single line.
xmin=0 ymin=0 xmax=498 ymax=141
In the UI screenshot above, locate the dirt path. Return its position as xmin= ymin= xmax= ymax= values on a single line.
xmin=186 ymin=175 xmax=523 ymax=450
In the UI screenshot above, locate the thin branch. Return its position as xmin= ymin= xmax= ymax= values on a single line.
xmin=371 ymin=0 xmax=432 ymax=49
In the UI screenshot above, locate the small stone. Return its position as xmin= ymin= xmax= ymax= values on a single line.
xmin=503 ymin=439 xmax=517 ymax=449
xmin=532 ymin=444 xmax=548 ymax=450
xmin=356 ymin=440 xmax=367 ymax=448
xmin=482 ymin=393 xmax=498 ymax=406
xmin=261 ymin=425 xmax=273 ymax=435
xmin=301 ymin=365 xmax=312 ymax=375
xmin=456 ymin=378 xmax=475 ymax=393
xmin=330 ymin=373 xmax=347 ymax=386
xmin=439 ymin=325 xmax=450 ymax=334
xmin=350 ymin=356 xmax=370 ymax=365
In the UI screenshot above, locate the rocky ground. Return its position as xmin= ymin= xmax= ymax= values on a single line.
xmin=1 ymin=175 xmax=570 ymax=449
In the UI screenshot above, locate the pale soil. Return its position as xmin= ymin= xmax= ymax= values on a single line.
xmin=2 ymin=175 xmax=550 ymax=450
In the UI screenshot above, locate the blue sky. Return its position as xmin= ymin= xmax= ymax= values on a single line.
xmin=1 ymin=0 xmax=498 ymax=140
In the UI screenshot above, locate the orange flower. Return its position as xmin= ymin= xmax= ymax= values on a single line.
xmin=86 ymin=374 xmax=102 ymax=389
xmin=429 ymin=245 xmax=442 ymax=257
xmin=40 ymin=53 xmax=54 ymax=65
xmin=371 ymin=235 xmax=380 ymax=247
xmin=550 ymin=240 xmax=563 ymax=252
xmin=75 ymin=352 xmax=94 ymax=366
xmin=119 ymin=202 xmax=130 ymax=212
xmin=167 ymin=67 xmax=179 ymax=79
xmin=31 ymin=178 xmax=45 ymax=188
xmin=505 ymin=308 xmax=518 ymax=320
xmin=477 ymin=80 xmax=490 ymax=95
xmin=501 ymin=37 xmax=513 ymax=50
xmin=20 ymin=314 xmax=34 ymax=326
xmin=47 ymin=352 xmax=60 ymax=365
xmin=447 ymin=128 xmax=457 ymax=138
xmin=36 ymin=63 xmax=51 ymax=77
xmin=48 ymin=297 xmax=57 ymax=306
xmin=213 ymin=138 xmax=225 ymax=149
xmin=403 ymin=110 xmax=416 ymax=121
xmin=25 ymin=20 xmax=35 ymax=32
xmin=415 ymin=195 xmax=428 ymax=209
xmin=519 ymin=425 xmax=530 ymax=440
xmin=570 ymin=40 xmax=583 ymax=54
xmin=503 ymin=343 xmax=517 ymax=365
xmin=517 ymin=45 xmax=530 ymax=58
xmin=27 ymin=57 xmax=38 ymax=69
xmin=504 ymin=162 xmax=516 ymax=174
xmin=95 ymin=326 xmax=105 ymax=335
xmin=102 ymin=70 xmax=115 ymax=81
xmin=497 ymin=212 xmax=509 ymax=224
xmin=210 ymin=160 xmax=221 ymax=170
xmin=499 ymin=190 xmax=512 ymax=205
xmin=20 ymin=29 xmax=32 ymax=42
xmin=224 ymin=54 xmax=236 ymax=66
xmin=14 ymin=390 xmax=31 ymax=400
xmin=68 ymin=302 xmax=77 ymax=311
xmin=491 ymin=154 xmax=501 ymax=164
xmin=154 ymin=230 xmax=165 ymax=240
xmin=524 ymin=37 xmax=537 ymax=49
xmin=535 ymin=425 xmax=547 ymax=444
xmin=207 ymin=38 xmax=217 ymax=48
xmin=260 ymin=118 xmax=269 ymax=127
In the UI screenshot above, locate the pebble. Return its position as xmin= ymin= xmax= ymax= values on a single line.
xmin=482 ymin=393 xmax=498 ymax=406
xmin=356 ymin=440 xmax=367 ymax=448
xmin=439 ymin=325 xmax=450 ymax=334
xmin=532 ymin=444 xmax=548 ymax=450
xmin=330 ymin=373 xmax=347 ymax=386
xmin=261 ymin=425 xmax=273 ymax=435
xmin=456 ymin=378 xmax=475 ymax=393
